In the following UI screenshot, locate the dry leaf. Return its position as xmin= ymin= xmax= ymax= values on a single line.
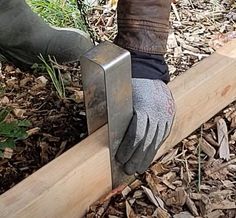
xmin=122 ymin=186 xmax=131 ymax=198
xmin=203 ymin=121 xmax=215 ymax=130
xmin=209 ymin=190 xmax=233 ymax=201
xmin=230 ymin=115 xmax=236 ymax=128
xmin=150 ymin=162 xmax=169 ymax=176
xmin=125 ymin=201 xmax=137 ymax=218
xmin=39 ymin=142 xmax=49 ymax=164
xmin=146 ymin=173 xmax=166 ymax=195
xmin=133 ymin=190 xmax=144 ymax=199
xmin=4 ymin=64 xmax=15 ymax=73
xmin=129 ymin=179 xmax=142 ymax=190
xmin=205 ymin=210 xmax=224 ymax=218
xmin=3 ymin=147 xmax=13 ymax=159
xmin=153 ymin=207 xmax=171 ymax=218
xmin=165 ymin=187 xmax=187 ymax=206
xmin=13 ymin=108 xmax=26 ymax=118
xmin=205 ymin=159 xmax=229 ymax=180
xmin=221 ymin=180 xmax=235 ymax=188
xmin=186 ymin=195 xmax=199 ymax=216
xmin=27 ymin=127 xmax=40 ymax=136
xmin=167 ymin=32 xmax=178 ymax=49
xmin=221 ymin=0 xmax=235 ymax=8
xmin=217 ymin=118 xmax=230 ymax=161
xmin=162 ymin=172 xmax=176 ymax=190
xmin=142 ymin=186 xmax=161 ymax=208
xmin=203 ymin=133 xmax=220 ymax=147
xmin=189 ymin=193 xmax=209 ymax=205
xmin=173 ymin=211 xmax=194 ymax=218
xmin=201 ymin=138 xmax=216 ymax=158
xmin=161 ymin=148 xmax=179 ymax=164
xmin=230 ymin=130 xmax=236 ymax=141
xmin=1 ymin=96 xmax=10 ymax=105
xmin=35 ymin=76 xmax=48 ymax=86
xmin=183 ymin=136 xmax=198 ymax=151
xmin=20 ymin=77 xmax=32 ymax=87
xmin=75 ymin=91 xmax=84 ymax=102
xmin=210 ymin=200 xmax=236 ymax=211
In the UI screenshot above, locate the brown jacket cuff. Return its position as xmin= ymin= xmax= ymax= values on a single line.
xmin=115 ymin=0 xmax=171 ymax=54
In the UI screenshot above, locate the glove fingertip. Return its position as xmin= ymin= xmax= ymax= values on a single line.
xmin=115 ymin=112 xmax=141 ymax=164
xmin=137 ymin=166 xmax=148 ymax=174
xmin=137 ymin=143 xmax=157 ymax=174
xmin=115 ymin=148 xmax=127 ymax=164
xmin=115 ymin=131 xmax=136 ymax=164
xmin=124 ymin=162 xmax=136 ymax=175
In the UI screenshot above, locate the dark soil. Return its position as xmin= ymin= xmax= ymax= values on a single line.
xmin=0 ymin=62 xmax=87 ymax=194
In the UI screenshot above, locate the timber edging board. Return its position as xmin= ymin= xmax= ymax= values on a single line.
xmin=1 ymin=40 xmax=236 ymax=218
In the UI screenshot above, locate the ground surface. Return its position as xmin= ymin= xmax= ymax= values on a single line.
xmin=0 ymin=0 xmax=236 ymax=217
xmin=0 ymin=63 xmax=87 ymax=194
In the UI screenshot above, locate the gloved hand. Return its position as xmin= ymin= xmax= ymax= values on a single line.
xmin=116 ymin=78 xmax=175 ymax=175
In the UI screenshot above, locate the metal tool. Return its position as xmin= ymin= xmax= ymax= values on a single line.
xmin=81 ymin=41 xmax=133 ymax=187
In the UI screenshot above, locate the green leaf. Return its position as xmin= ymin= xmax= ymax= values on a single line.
xmin=17 ymin=120 xmax=31 ymax=127
xmin=39 ymin=55 xmax=66 ymax=99
xmin=0 ymin=139 xmax=15 ymax=150
xmin=0 ymin=121 xmax=28 ymax=139
xmin=0 ymin=108 xmax=10 ymax=123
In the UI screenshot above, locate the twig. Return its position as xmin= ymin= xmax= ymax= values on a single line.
xmin=197 ymin=125 xmax=203 ymax=192
xmin=171 ymin=3 xmax=181 ymax=23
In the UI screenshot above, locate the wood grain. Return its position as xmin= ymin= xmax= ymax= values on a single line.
xmin=0 ymin=126 xmax=111 ymax=218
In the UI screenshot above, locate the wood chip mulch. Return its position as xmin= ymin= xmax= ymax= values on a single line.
xmin=0 ymin=63 xmax=87 ymax=194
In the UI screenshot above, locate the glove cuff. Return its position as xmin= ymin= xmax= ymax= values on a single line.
xmin=131 ymin=51 xmax=170 ymax=83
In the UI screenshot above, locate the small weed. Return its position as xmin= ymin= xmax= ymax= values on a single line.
xmin=39 ymin=55 xmax=66 ymax=99
xmin=0 ymin=54 xmax=7 ymax=63
xmin=197 ymin=125 xmax=203 ymax=192
xmin=0 ymin=108 xmax=31 ymax=157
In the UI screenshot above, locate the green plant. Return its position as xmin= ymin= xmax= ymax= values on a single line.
xmin=0 ymin=54 xmax=7 ymax=63
xmin=26 ymin=0 xmax=87 ymax=31
xmin=0 ymin=108 xmax=31 ymax=157
xmin=39 ymin=55 xmax=66 ymax=99
xmin=197 ymin=125 xmax=203 ymax=192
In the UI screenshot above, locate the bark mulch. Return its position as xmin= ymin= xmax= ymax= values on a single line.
xmin=0 ymin=63 xmax=87 ymax=194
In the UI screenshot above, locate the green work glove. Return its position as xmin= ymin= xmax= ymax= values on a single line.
xmin=116 ymin=78 xmax=175 ymax=175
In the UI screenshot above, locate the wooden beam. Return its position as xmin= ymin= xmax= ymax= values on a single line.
xmin=0 ymin=126 xmax=111 ymax=218
xmin=156 ymin=39 xmax=236 ymax=159
xmin=1 ymin=40 xmax=236 ymax=218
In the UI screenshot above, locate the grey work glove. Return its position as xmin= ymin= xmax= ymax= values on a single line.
xmin=116 ymin=78 xmax=175 ymax=175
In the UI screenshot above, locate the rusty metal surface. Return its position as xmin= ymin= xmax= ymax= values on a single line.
xmin=81 ymin=41 xmax=133 ymax=187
